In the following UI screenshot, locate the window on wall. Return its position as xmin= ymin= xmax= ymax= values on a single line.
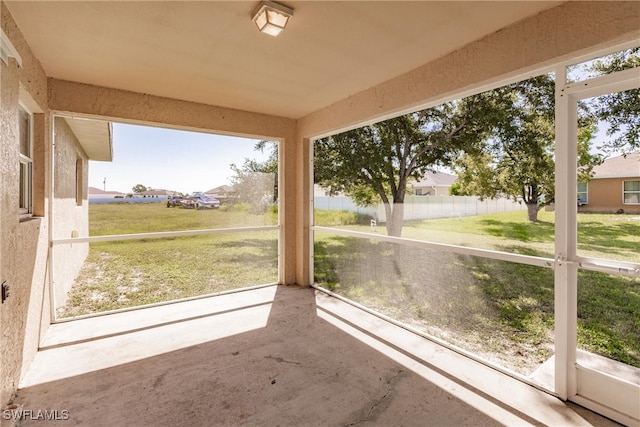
xmin=577 ymin=182 xmax=588 ymax=205
xmin=75 ymin=158 xmax=83 ymax=206
xmin=623 ymin=180 xmax=640 ymax=204
xmin=19 ymin=105 xmax=32 ymax=216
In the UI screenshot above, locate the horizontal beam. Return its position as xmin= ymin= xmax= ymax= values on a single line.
xmin=576 ymin=256 xmax=640 ymax=277
xmin=48 ymin=79 xmax=296 ymax=141
xmin=562 ymin=66 xmax=640 ymax=99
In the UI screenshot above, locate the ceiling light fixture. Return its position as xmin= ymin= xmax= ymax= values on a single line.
xmin=252 ymin=1 xmax=293 ymax=37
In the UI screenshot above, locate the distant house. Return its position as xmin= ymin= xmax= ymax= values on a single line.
xmin=140 ymin=189 xmax=173 ymax=198
xmin=314 ymin=173 xmax=457 ymax=198
xmin=410 ymin=172 xmax=457 ymax=196
xmin=88 ymin=186 xmax=125 ymax=199
xmin=579 ymin=152 xmax=640 ymax=214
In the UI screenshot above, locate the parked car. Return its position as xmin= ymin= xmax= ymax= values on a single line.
xmin=167 ymin=194 xmax=197 ymax=208
xmin=166 ymin=194 xmax=184 ymax=208
xmin=190 ymin=192 xmax=221 ymax=209
xmin=180 ymin=197 xmax=196 ymax=209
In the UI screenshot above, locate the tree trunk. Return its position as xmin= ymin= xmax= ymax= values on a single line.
xmin=526 ymin=202 xmax=540 ymax=222
xmin=385 ymin=202 xmax=405 ymax=237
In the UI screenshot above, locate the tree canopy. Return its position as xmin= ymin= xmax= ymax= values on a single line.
xmin=455 ymin=49 xmax=638 ymax=221
xmin=454 ymin=74 xmax=599 ymax=221
xmin=131 ymin=184 xmax=148 ymax=194
xmin=587 ymin=47 xmax=640 ymax=154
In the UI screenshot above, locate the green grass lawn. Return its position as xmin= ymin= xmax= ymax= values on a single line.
xmin=87 ymin=201 xmax=277 ymax=236
xmin=319 ymin=209 xmax=640 ymax=263
xmin=62 ymin=203 xmax=639 ymax=376
xmin=314 ymin=209 xmax=640 ymax=374
xmin=59 ymin=202 xmax=278 ymax=317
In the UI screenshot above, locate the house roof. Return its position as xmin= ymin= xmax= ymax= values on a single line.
xmin=592 ymin=152 xmax=640 ymax=179
xmin=5 ymin=1 xmax=562 ymax=120
xmin=412 ymin=172 xmax=457 ymax=188
xmin=63 ymin=117 xmax=112 ymax=162
xmin=88 ymin=186 xmax=123 ymax=196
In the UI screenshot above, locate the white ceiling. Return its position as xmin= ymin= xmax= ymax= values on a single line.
xmin=6 ymin=1 xmax=562 ymax=119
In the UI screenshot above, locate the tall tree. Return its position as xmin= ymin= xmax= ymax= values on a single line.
xmin=454 ymin=74 xmax=599 ymax=222
xmin=315 ymin=104 xmax=489 ymax=236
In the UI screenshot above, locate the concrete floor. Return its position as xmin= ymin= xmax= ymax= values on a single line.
xmin=12 ymin=285 xmax=621 ymax=426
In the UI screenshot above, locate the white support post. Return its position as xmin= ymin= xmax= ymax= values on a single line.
xmin=554 ymin=66 xmax=578 ymax=400
xmin=49 ymin=116 xmax=57 ymax=322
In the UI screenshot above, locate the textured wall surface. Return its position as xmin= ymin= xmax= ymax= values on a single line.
xmin=0 ymin=59 xmax=50 ymax=408
xmin=0 ymin=53 xmax=22 ymax=412
xmin=1 ymin=2 xmax=47 ymax=110
xmin=52 ymin=117 xmax=89 ymax=309
xmin=19 ymin=112 xmax=52 ymax=386
xmin=48 ymin=79 xmax=296 ymax=142
xmin=1 ymin=4 xmax=49 ymax=409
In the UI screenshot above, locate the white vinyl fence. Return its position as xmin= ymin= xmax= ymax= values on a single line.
xmin=314 ymin=195 xmax=526 ymax=221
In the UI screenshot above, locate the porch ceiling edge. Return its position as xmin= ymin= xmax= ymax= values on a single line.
xmin=47 ymin=78 xmax=296 ymax=141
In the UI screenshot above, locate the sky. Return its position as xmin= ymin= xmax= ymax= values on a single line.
xmin=89 ymin=123 xmax=273 ymax=194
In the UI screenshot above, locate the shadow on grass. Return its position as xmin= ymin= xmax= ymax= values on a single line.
xmin=577 ymin=220 xmax=640 ymax=257
xmin=314 ymin=236 xmax=556 ymax=373
xmin=577 ymin=270 xmax=640 ymax=367
xmin=314 ymin=235 xmax=640 ymax=372
xmin=478 ymin=219 xmax=554 ymax=242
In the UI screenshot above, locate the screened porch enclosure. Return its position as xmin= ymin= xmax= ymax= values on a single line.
xmin=312 ymin=50 xmax=640 ymax=425
xmin=3 ymin=2 xmax=639 ymax=425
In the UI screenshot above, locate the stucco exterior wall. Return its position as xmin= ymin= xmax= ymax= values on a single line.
xmin=1 ymin=3 xmax=50 ymax=409
xmin=581 ymin=178 xmax=640 ymax=214
xmin=48 ymin=79 xmax=296 ymax=141
xmin=19 ymin=111 xmax=52 ymax=386
xmin=0 ymin=54 xmax=22 ymax=411
xmin=1 ymin=2 xmax=47 ymax=109
xmin=0 ymin=61 xmax=50 ymax=411
xmin=52 ymin=117 xmax=89 ymax=310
